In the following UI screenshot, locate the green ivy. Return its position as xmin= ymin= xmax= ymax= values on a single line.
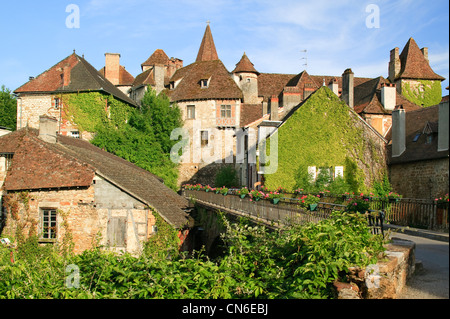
xmin=401 ymin=79 xmax=442 ymax=107
xmin=264 ymin=87 xmax=385 ymax=193
xmin=63 ymin=92 xmax=132 ymax=132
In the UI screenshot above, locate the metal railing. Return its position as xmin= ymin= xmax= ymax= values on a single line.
xmin=183 ymin=190 xmax=386 ymax=235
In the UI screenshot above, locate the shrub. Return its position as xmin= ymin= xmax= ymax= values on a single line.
xmin=215 ymin=165 xmax=238 ymax=188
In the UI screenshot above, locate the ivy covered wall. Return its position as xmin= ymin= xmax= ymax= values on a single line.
xmin=400 ymin=79 xmax=442 ymax=107
xmin=62 ymin=92 xmax=132 ymax=133
xmin=263 ymin=87 xmax=388 ymax=193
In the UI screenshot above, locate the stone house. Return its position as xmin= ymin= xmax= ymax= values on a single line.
xmin=14 ymin=51 xmax=137 ymax=139
xmin=388 ymin=38 xmax=445 ymax=107
xmin=388 ymin=101 xmax=449 ymax=199
xmin=129 ymin=49 xmax=183 ymax=105
xmin=256 ymin=86 xmax=389 ymax=192
xmin=0 ymin=116 xmax=192 ymax=254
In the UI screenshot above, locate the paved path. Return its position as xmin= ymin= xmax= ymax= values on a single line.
xmin=389 ymin=230 xmax=449 ymax=299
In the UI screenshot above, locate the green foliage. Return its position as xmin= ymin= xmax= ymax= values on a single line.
xmin=264 ymin=87 xmax=381 ymax=194
xmin=0 ymin=85 xmax=17 ymax=129
xmin=401 ymin=80 xmax=442 ymax=107
xmin=214 ymin=165 xmax=239 ymax=188
xmin=0 ymin=211 xmax=386 ymax=299
xmin=371 ymin=174 xmax=392 ymax=197
xmin=143 ymin=211 xmax=181 ymax=260
xmin=136 ymin=89 xmax=183 ymax=154
xmin=87 ymin=88 xmax=182 ymax=190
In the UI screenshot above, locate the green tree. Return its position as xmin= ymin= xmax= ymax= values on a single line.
xmin=0 ymin=85 xmax=17 ymax=130
xmin=138 ymin=88 xmax=183 ymax=153
xmin=91 ymin=88 xmax=183 ymax=190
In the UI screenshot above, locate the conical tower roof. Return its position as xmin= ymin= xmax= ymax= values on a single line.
xmin=397 ymin=38 xmax=444 ymax=81
xmin=232 ymin=52 xmax=259 ymax=75
xmin=195 ymin=24 xmax=219 ymax=62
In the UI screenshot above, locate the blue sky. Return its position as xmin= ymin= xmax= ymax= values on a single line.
xmin=1 ymin=0 xmax=448 ymax=95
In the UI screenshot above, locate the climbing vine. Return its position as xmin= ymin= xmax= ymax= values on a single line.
xmin=143 ymin=209 xmax=181 ymax=260
xmin=62 ymin=92 xmax=132 ymax=132
xmin=263 ymin=87 xmax=386 ymax=193
xmin=401 ymin=80 xmax=442 ymax=107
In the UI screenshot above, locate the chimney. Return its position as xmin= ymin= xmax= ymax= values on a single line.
xmin=341 ymin=68 xmax=354 ymax=109
xmin=104 ymin=53 xmax=121 ymax=85
xmin=389 ymin=47 xmax=400 ymax=83
xmin=381 ymin=83 xmax=396 ymax=111
xmin=153 ymin=65 xmax=165 ymax=94
xmin=421 ymin=47 xmax=429 ymax=62
xmin=438 ymin=101 xmax=449 ymax=152
xmin=392 ymin=106 xmax=406 ymax=157
xmin=39 ymin=115 xmax=58 ymax=144
xmin=328 ymin=78 xmax=339 ymax=96
xmin=269 ymin=96 xmax=279 ymax=121
xmin=63 ymin=66 xmax=71 ymax=86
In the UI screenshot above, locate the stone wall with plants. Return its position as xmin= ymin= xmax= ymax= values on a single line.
xmin=400 ymin=79 xmax=442 ymax=107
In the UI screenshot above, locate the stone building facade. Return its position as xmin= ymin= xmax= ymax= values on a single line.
xmin=0 ymin=118 xmax=191 ymax=254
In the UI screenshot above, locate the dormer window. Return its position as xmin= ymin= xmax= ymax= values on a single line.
xmin=170 ymin=81 xmax=175 ymax=90
xmin=200 ymin=79 xmax=209 ymax=89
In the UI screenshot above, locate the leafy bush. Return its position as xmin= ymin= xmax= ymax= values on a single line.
xmin=0 ymin=211 xmax=386 ymax=299
xmin=214 ymin=165 xmax=238 ymax=188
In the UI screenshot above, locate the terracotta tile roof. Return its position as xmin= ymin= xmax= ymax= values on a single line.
xmin=1 ymin=128 xmax=95 ymax=191
xmin=14 ymin=53 xmax=137 ymax=106
xmin=141 ymin=49 xmax=170 ymax=67
xmin=195 ymin=25 xmax=219 ymax=62
xmin=397 ymin=38 xmax=445 ymax=81
xmin=387 ymin=104 xmax=449 ymax=164
xmin=133 ymin=68 xmax=155 ymax=87
xmin=257 ymin=72 xmax=374 ymax=102
xmin=166 ymin=60 xmax=242 ymax=101
xmin=240 ymin=103 xmax=263 ymax=127
xmin=353 ymin=76 xmax=422 ymax=114
xmin=0 ymin=128 xmax=191 ymax=229
xmin=98 ymin=65 xmax=135 ymax=86
xmin=257 ymin=73 xmax=296 ymax=101
xmin=232 ymin=53 xmax=259 ymax=75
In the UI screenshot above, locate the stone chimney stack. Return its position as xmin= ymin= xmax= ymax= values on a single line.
xmin=421 ymin=47 xmax=429 ymax=63
xmin=328 ymin=78 xmax=339 ymax=96
xmin=381 ymin=83 xmax=396 ymax=111
xmin=104 ymin=53 xmax=121 ymax=85
xmin=438 ymin=101 xmax=449 ymax=152
xmin=389 ymin=47 xmax=400 ymax=83
xmin=392 ymin=106 xmax=406 ymax=157
xmin=341 ymin=69 xmax=354 ymax=109
xmin=39 ymin=115 xmax=58 ymax=144
xmin=269 ymin=96 xmax=279 ymax=121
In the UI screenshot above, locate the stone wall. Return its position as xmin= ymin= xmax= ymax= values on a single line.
xmin=334 ymin=237 xmax=416 ymax=299
xmin=1 ymin=181 xmax=156 ymax=255
xmin=390 ymin=158 xmax=449 ymax=199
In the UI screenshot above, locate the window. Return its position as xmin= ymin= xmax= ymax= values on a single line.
xmin=41 ymin=209 xmax=57 ymax=240
xmin=1 ymin=153 xmax=13 ymax=171
xmin=54 ymin=98 xmax=60 ymax=109
xmin=187 ymin=105 xmax=196 ymax=119
xmin=413 ymin=133 xmax=421 ymax=142
xmin=201 ymin=130 xmax=209 ymax=147
xmin=220 ymin=105 xmax=232 ymax=118
xmin=70 ymin=131 xmax=80 ymax=139
xmin=426 ymin=134 xmax=433 ymax=144
xmin=200 ymin=79 xmax=209 ymax=88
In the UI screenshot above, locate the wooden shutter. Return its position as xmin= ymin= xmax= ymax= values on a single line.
xmin=107 ymin=217 xmax=127 ymax=247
